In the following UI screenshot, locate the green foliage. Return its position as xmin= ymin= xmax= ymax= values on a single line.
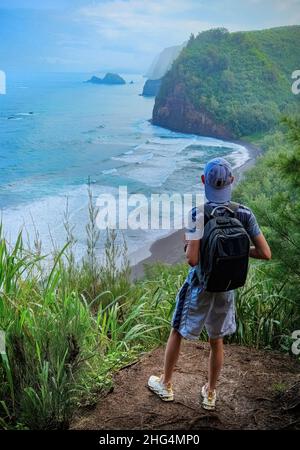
xmin=234 ymin=117 xmax=300 ymax=280
xmin=0 ymin=189 xmax=182 ymax=429
xmin=157 ymin=26 xmax=300 ymax=137
xmin=234 ymin=116 xmax=300 ymax=334
xmin=228 ymin=264 xmax=297 ymax=348
xmin=0 ymin=227 xmax=180 ymax=429
xmin=0 ymin=212 xmax=297 ymax=429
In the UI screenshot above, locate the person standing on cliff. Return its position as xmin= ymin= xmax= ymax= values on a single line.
xmin=148 ymin=157 xmax=271 ymax=410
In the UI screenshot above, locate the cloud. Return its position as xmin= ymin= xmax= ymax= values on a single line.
xmin=248 ymin=0 xmax=299 ymax=8
xmin=74 ymin=0 xmax=216 ymax=50
xmin=1 ymin=0 xmax=299 ymax=72
xmin=74 ymin=0 xmax=300 ymax=55
xmin=237 ymin=0 xmax=300 ymax=24
xmin=42 ymin=56 xmax=82 ymax=65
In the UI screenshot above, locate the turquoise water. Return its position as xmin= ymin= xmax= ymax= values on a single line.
xmin=0 ymin=72 xmax=249 ymax=262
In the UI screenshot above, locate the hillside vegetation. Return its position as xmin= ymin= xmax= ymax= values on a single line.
xmin=234 ymin=116 xmax=300 ymax=324
xmin=153 ymin=26 xmax=300 ymax=138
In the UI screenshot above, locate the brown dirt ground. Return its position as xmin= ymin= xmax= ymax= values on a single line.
xmin=71 ymin=342 xmax=300 ymax=430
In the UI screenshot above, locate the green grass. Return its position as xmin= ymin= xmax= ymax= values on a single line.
xmin=0 ymin=196 xmax=186 ymax=429
xmin=228 ymin=263 xmax=298 ymax=349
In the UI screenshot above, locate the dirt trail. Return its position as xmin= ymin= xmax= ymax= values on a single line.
xmin=72 ymin=342 xmax=300 ymax=430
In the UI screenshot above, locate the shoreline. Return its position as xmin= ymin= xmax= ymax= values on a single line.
xmin=231 ymin=138 xmax=263 ymax=183
xmin=130 ymin=138 xmax=261 ymax=280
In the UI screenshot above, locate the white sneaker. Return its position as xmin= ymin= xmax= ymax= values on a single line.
xmin=148 ymin=375 xmax=174 ymax=402
xmin=201 ymin=383 xmax=217 ymax=410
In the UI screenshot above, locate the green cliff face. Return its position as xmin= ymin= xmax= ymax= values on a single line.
xmin=153 ymin=26 xmax=300 ymax=138
xmin=142 ymin=79 xmax=162 ymax=97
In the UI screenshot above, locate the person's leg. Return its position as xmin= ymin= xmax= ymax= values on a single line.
xmin=162 ymin=328 xmax=182 ymax=385
xmin=148 ymin=328 xmax=182 ymax=401
xmin=148 ymin=274 xmax=207 ymax=400
xmin=208 ymin=337 xmax=224 ymax=391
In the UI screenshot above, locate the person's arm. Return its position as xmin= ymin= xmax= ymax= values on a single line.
xmin=185 ymin=239 xmax=201 ymax=266
xmin=244 ymin=208 xmax=271 ymax=260
xmin=249 ymin=233 xmax=271 ymax=260
xmin=184 ymin=205 xmax=204 ymax=266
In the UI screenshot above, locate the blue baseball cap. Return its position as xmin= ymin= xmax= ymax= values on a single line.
xmin=203 ymin=157 xmax=233 ymax=203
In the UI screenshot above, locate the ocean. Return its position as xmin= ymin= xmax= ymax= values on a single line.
xmin=0 ymin=72 xmax=249 ymax=264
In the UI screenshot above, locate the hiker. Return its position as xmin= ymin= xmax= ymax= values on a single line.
xmin=148 ymin=157 xmax=271 ymax=410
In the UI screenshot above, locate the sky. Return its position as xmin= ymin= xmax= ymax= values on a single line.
xmin=0 ymin=0 xmax=299 ymax=74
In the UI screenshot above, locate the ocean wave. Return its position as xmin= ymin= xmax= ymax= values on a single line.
xmin=82 ymin=129 xmax=98 ymax=134
xmin=223 ymin=146 xmax=250 ymax=169
xmin=112 ymin=152 xmax=154 ymax=164
xmin=1 ymin=184 xmax=118 ymax=260
xmin=7 ymin=112 xmax=35 ymax=120
xmin=102 ymin=168 xmax=118 ymax=175
xmin=114 ymin=126 xmax=249 ymax=187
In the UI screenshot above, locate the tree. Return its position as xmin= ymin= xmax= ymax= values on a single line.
xmin=235 ymin=116 xmax=300 ymax=289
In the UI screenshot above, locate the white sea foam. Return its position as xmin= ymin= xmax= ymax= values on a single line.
xmin=7 ymin=112 xmax=35 ymax=120
xmin=112 ymin=127 xmax=250 ymax=187
xmin=1 ymin=184 xmax=118 ymax=261
xmin=223 ymin=146 xmax=250 ymax=169
xmin=102 ymin=168 xmax=118 ymax=175
xmin=112 ymin=151 xmax=154 ymax=164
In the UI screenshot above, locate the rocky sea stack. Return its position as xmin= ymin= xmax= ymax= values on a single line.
xmin=86 ymin=73 xmax=126 ymax=85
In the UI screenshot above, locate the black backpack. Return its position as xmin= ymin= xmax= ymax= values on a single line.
xmin=199 ymin=202 xmax=250 ymax=292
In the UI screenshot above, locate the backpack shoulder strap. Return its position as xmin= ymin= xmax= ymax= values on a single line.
xmin=228 ymin=201 xmax=240 ymax=217
xmin=205 ymin=201 xmax=240 ymax=222
xmin=204 ymin=203 xmax=214 ymax=225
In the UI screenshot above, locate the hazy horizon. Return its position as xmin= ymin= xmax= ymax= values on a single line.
xmin=0 ymin=0 xmax=300 ymax=75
